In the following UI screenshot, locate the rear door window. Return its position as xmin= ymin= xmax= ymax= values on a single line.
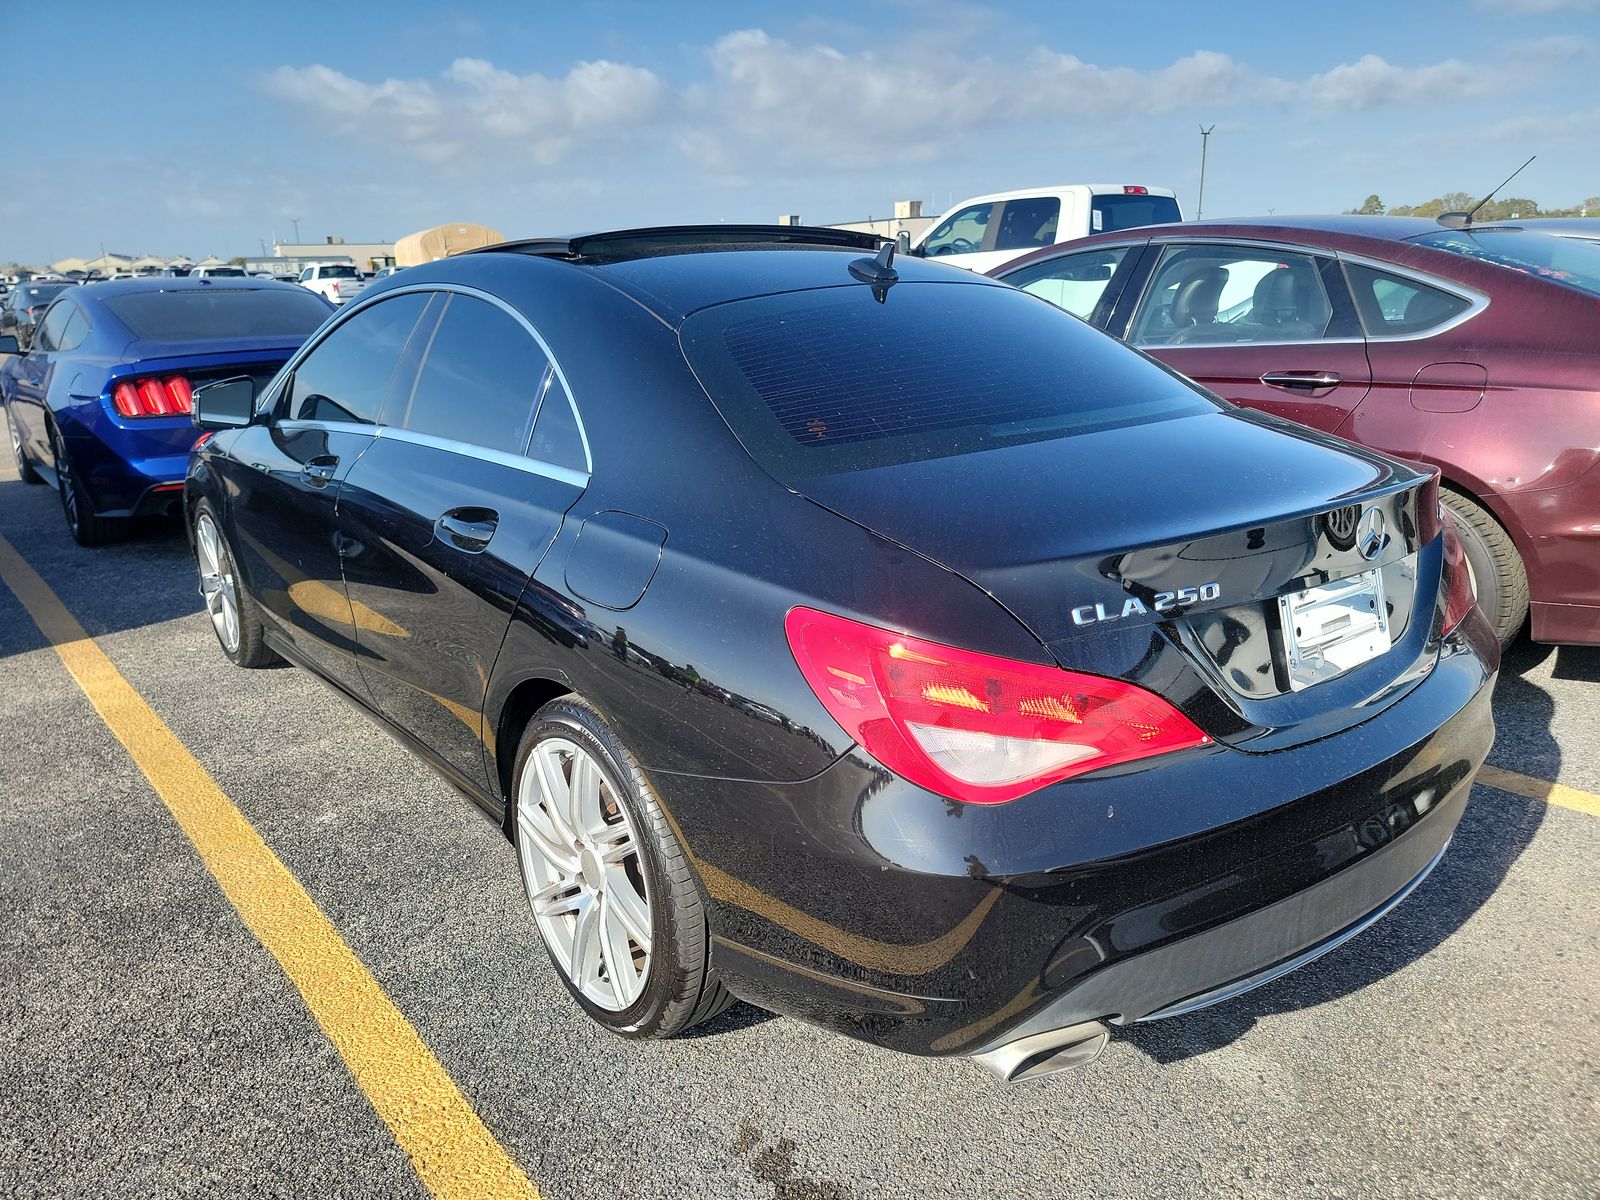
xmin=681 ymin=280 xmax=1214 ymax=479
xmin=398 ymin=294 xmax=547 ymax=454
xmin=992 ymin=197 xmax=1061 ymax=252
xmin=1342 ymin=263 xmax=1472 ymax=335
xmin=1001 ymin=246 xmax=1134 ymax=320
xmin=288 ymin=292 xmax=431 ymax=424
xmin=528 ymin=372 xmax=588 ymax=472
xmin=1130 ymin=244 xmax=1334 ymax=347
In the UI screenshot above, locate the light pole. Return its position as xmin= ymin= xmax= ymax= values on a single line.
xmin=1197 ymin=124 xmax=1215 ymax=221
xmin=290 ymin=217 xmax=302 ymax=243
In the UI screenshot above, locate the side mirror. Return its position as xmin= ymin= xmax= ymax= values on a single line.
xmin=192 ymin=376 xmax=257 ymax=431
xmin=896 ymin=229 xmax=912 ymax=255
xmin=0 ymin=334 xmax=19 ymax=355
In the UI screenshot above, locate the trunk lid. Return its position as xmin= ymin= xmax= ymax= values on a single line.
xmin=790 ymin=410 xmax=1442 ymax=749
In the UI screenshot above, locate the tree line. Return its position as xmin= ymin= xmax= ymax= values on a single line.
xmin=1346 ymin=193 xmax=1600 ymax=219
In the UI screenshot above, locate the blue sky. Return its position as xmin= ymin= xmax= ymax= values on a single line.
xmin=6 ymin=0 xmax=1597 ymax=264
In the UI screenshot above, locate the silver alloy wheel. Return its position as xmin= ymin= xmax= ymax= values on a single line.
xmin=517 ymin=736 xmax=653 ymax=1011
xmin=7 ymin=409 xmax=21 ymax=465
xmin=53 ymin=430 xmax=78 ymax=529
xmin=194 ymin=513 xmax=241 ymax=654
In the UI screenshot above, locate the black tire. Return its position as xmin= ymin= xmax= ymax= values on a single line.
xmin=51 ymin=425 xmax=120 ymax=546
xmin=511 ymin=696 xmax=733 ymax=1039
xmin=7 ymin=405 xmax=43 ymax=484
xmin=191 ymin=499 xmax=276 ymax=668
xmin=1442 ymin=489 xmax=1527 ymax=649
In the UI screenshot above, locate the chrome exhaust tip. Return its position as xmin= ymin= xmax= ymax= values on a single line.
xmin=970 ymin=1019 xmax=1109 ymax=1084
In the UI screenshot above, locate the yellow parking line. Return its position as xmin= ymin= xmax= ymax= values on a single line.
xmin=1477 ymin=763 xmax=1600 ymax=819
xmin=0 ymin=535 xmax=539 ymax=1200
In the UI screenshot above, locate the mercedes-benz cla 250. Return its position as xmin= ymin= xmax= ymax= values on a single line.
xmin=185 ymin=227 xmax=1496 ymax=1082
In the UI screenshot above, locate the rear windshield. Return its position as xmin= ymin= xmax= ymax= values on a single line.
xmin=318 ymin=265 xmax=360 ymax=278
xmin=680 ymin=280 xmax=1214 ymax=477
xmin=1409 ymin=228 xmax=1600 ymax=298
xmin=1090 ymin=193 xmax=1181 ymax=234
xmin=15 ymin=284 xmax=68 ymax=306
xmin=103 ymin=289 xmax=333 ymax=341
xmin=199 ymin=267 xmax=247 ymax=277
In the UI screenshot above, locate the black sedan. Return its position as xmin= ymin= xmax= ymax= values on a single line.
xmin=184 ymin=226 xmax=1496 ymax=1081
xmin=1 ymin=281 xmax=69 ymax=350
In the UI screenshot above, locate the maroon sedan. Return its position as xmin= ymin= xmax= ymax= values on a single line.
xmin=994 ymin=216 xmax=1600 ymax=647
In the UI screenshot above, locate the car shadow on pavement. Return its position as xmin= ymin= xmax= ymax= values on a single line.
xmin=1118 ymin=636 xmax=1560 ymax=1066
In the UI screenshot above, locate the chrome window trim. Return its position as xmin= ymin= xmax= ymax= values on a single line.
xmin=272 ymin=418 xmax=590 ymax=489
xmin=256 ymin=281 xmax=593 ymax=473
xmin=1117 ymin=235 xmax=1490 ymax=349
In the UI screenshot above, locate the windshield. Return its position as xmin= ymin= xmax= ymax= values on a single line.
xmin=680 ymin=280 xmax=1214 ymax=479
xmin=1090 ymin=193 xmax=1181 ymax=234
xmin=201 ymin=267 xmax=247 ymax=277
xmin=319 ymin=265 xmax=360 ymax=278
xmin=15 ymin=284 xmax=69 ymax=307
xmin=1410 ymin=228 xmax=1600 ymax=298
xmin=103 ymin=289 xmax=333 ymax=341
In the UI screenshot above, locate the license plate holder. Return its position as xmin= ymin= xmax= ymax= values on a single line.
xmin=1278 ymin=569 xmax=1390 ymax=691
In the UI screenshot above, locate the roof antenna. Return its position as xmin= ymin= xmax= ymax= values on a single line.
xmin=1436 ymin=155 xmax=1536 ymax=230
xmin=848 ymin=240 xmax=899 ymax=302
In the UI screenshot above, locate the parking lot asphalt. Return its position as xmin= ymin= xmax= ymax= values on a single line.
xmin=0 ymin=435 xmax=1596 ymax=1200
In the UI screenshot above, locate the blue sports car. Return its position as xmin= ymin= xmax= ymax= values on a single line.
xmin=0 ymin=277 xmax=333 ymax=545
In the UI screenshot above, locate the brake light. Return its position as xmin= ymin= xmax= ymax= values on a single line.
xmin=112 ymin=374 xmax=194 ymax=418
xmin=785 ymin=607 xmax=1211 ymax=804
xmin=1123 ymin=185 xmax=1149 ymax=195
xmin=1440 ymin=511 xmax=1476 ymax=636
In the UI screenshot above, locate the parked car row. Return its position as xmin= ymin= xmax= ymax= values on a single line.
xmin=1 ymin=211 xmax=1587 ymax=1083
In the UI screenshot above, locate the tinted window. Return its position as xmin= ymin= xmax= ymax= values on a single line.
xmin=14 ymin=284 xmax=67 ymax=310
xmin=993 ymin=197 xmax=1061 ymax=252
xmin=199 ymin=267 xmax=247 ymax=277
xmin=681 ymin=281 xmax=1214 ymax=477
xmin=57 ymin=306 xmax=90 ymax=352
xmin=33 ymin=302 xmax=73 ymax=351
xmin=1131 ymin=245 xmax=1333 ymax=346
xmin=104 ymin=289 xmax=332 ymax=341
xmin=922 ymin=204 xmax=994 ymax=257
xmin=1002 ymin=246 xmax=1132 ymax=319
xmin=1410 ymin=229 xmax=1600 ymax=298
xmin=399 ymin=295 xmax=546 ymax=454
xmin=1090 ymin=194 xmax=1182 ymax=234
xmin=529 ymin=372 xmax=587 ymax=471
xmin=1343 ymin=263 xmax=1471 ymax=335
xmin=318 ymin=265 xmax=360 ymax=279
xmin=289 ymin=292 xmax=430 ymax=424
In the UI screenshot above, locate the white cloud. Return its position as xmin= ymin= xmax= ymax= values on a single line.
xmin=262 ymin=32 xmax=1567 ymax=171
xmin=263 ymin=56 xmax=667 ymax=165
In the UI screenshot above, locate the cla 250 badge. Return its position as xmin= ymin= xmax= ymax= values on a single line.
xmin=1072 ymin=582 xmax=1222 ymax=627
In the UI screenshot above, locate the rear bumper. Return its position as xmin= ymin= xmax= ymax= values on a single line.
xmin=1530 ymin=601 xmax=1600 ymax=646
xmin=680 ymin=616 xmax=1497 ymax=1057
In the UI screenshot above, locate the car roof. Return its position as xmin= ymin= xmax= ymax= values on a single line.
xmin=425 ymin=224 xmax=998 ymax=324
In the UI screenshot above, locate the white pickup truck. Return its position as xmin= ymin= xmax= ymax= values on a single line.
xmin=904 ymin=184 xmax=1182 ymax=274
xmin=297 ymin=262 xmax=369 ymax=305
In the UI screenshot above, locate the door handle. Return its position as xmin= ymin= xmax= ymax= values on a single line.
xmin=1261 ymin=371 xmax=1342 ymax=391
xmin=301 ymin=455 xmax=339 ymax=485
xmin=437 ymin=508 xmax=499 ymax=553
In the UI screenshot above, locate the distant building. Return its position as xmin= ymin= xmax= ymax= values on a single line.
xmin=243 ymin=254 xmax=353 ymax=277
xmin=273 ymin=236 xmax=395 ymax=271
xmin=826 ymin=199 xmax=935 ymax=243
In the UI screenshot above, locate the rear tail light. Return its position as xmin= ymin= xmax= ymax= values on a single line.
xmin=1122 ymin=185 xmax=1150 ymax=195
xmin=785 ymin=607 xmax=1211 ymax=805
xmin=112 ymin=374 xmax=193 ymax=418
xmin=1440 ymin=510 xmax=1476 ymax=636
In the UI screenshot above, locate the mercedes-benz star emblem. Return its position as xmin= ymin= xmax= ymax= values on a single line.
xmin=1356 ymin=507 xmax=1387 ymax=561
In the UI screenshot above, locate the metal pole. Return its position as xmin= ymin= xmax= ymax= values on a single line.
xmin=290 ymin=218 xmax=302 ymax=243
xmin=1197 ymin=125 xmax=1215 ymax=220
